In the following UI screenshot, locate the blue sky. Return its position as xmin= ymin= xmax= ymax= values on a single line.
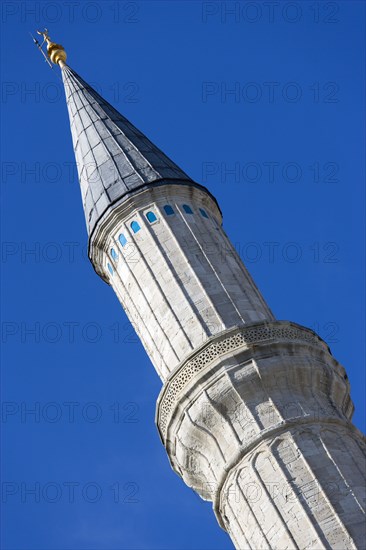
xmin=1 ymin=1 xmax=365 ymax=549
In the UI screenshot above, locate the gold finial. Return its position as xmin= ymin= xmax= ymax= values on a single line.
xmin=36 ymin=28 xmax=67 ymax=67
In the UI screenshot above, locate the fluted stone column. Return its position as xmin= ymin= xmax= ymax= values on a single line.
xmin=90 ymin=182 xmax=366 ymax=549
xmin=58 ymin=58 xmax=366 ymax=550
xmin=156 ymin=322 xmax=366 ymax=549
xmin=90 ymin=184 xmax=274 ymax=380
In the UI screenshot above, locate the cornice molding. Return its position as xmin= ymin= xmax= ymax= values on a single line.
xmin=88 ymin=182 xmax=223 ymax=283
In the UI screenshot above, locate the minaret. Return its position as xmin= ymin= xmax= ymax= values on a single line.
xmin=39 ymin=33 xmax=366 ymax=549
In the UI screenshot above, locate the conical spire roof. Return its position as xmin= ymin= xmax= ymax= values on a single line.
xmin=61 ymin=65 xmax=197 ymax=236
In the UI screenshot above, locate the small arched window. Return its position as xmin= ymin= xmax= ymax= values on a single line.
xmin=146 ymin=211 xmax=157 ymax=223
xmin=107 ymin=262 xmax=113 ymax=275
xmin=183 ymin=204 xmax=193 ymax=215
xmin=131 ymin=221 xmax=141 ymax=234
xmin=199 ymin=208 xmax=209 ymax=219
xmin=119 ymin=234 xmax=127 ymax=247
xmin=164 ymin=205 xmax=174 ymax=216
xmin=111 ymin=248 xmax=118 ymax=261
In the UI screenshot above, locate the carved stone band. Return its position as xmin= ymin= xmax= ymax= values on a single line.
xmin=156 ymin=320 xmax=330 ymax=440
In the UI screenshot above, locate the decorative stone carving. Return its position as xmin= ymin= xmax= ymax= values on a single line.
xmin=60 ymin=59 xmax=366 ymax=549
xmin=156 ymin=320 xmax=365 ymax=548
xmin=157 ymin=321 xmax=330 ymax=439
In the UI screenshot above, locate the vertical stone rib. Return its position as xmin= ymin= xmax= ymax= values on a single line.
xmin=218 ymin=227 xmax=275 ymax=320
xmin=232 ymin=468 xmax=272 ymax=549
xmin=130 ymin=213 xmax=196 ymax=356
xmin=148 ymin=205 xmax=213 ymax=341
xmin=122 ymin=223 xmax=182 ymax=365
xmin=177 ymin=205 xmax=246 ymax=326
xmin=270 ymin=437 xmax=329 ymax=549
xmin=318 ymin=430 xmax=366 ymax=514
xmin=225 ymin=495 xmax=254 ymax=550
xmin=108 ymin=243 xmax=170 ymax=379
xmin=195 ymin=215 xmax=270 ymax=322
xmin=161 ymin=206 xmax=226 ymax=332
xmin=291 ymin=429 xmax=359 ymax=548
xmin=251 ymin=452 xmax=300 ymax=549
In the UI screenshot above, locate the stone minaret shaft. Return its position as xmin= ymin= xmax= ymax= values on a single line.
xmin=44 ymin=36 xmax=365 ymax=549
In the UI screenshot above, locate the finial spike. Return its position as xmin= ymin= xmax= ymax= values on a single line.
xmin=32 ymin=29 xmax=67 ymax=67
xmin=30 ymin=31 xmax=53 ymax=68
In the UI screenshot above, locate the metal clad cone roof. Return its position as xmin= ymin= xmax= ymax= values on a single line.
xmin=62 ymin=65 xmax=194 ymax=236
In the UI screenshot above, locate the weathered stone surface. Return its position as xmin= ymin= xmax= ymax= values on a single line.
xmin=91 ymin=184 xmax=274 ymax=380
xmin=62 ymin=63 xmax=366 ymax=549
xmin=156 ymin=322 xmax=365 ymax=549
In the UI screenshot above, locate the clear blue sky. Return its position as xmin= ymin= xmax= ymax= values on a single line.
xmin=1 ymin=1 xmax=365 ymax=549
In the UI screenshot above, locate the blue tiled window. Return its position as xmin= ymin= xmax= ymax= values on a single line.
xmin=146 ymin=211 xmax=157 ymax=223
xmin=199 ymin=208 xmax=209 ymax=219
xmin=118 ymin=234 xmax=127 ymax=247
xmin=111 ymin=248 xmax=118 ymax=261
xmin=183 ymin=204 xmax=193 ymax=214
xmin=164 ymin=205 xmax=174 ymax=216
xmin=107 ymin=263 xmax=113 ymax=275
xmin=131 ymin=221 xmax=141 ymax=233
